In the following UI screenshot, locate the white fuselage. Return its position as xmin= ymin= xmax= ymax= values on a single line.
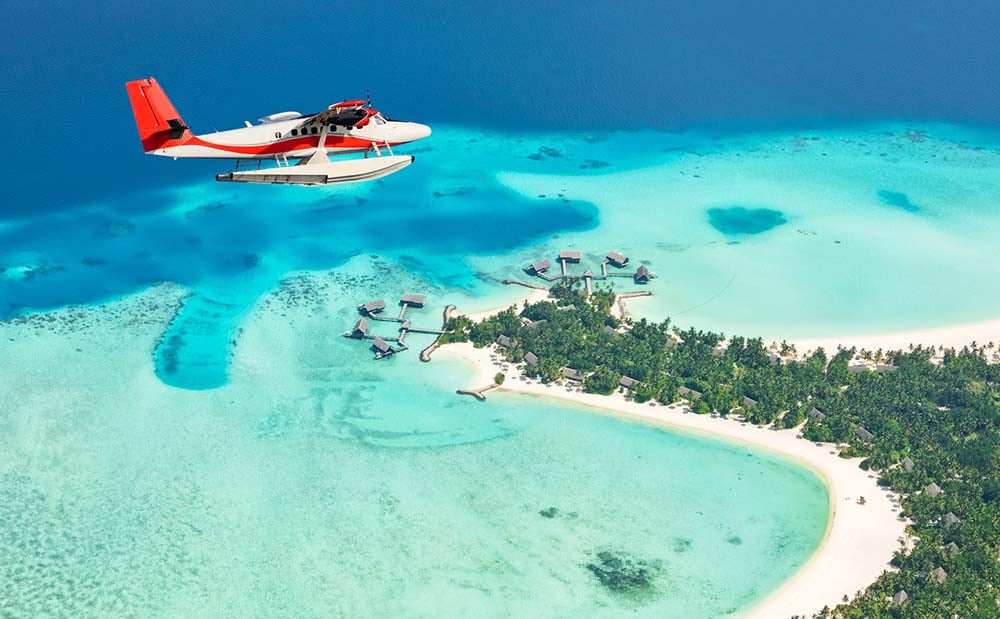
xmin=153 ymin=113 xmax=432 ymax=160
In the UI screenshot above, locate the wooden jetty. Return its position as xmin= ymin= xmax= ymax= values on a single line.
xmin=523 ymin=250 xmax=653 ymax=286
xmin=502 ymin=279 xmax=549 ymax=291
xmin=346 ymin=292 xmax=447 ymax=358
xmin=457 ymin=383 xmax=499 ymax=401
xmin=420 ymin=304 xmax=456 ymax=362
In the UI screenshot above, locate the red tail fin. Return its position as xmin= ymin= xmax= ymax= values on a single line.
xmin=125 ymin=77 xmax=190 ymax=152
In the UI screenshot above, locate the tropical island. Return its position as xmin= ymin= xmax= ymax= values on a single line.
xmin=436 ymin=280 xmax=1000 ymax=618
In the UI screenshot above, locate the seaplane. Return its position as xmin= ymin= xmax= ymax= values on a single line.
xmin=125 ymin=77 xmax=431 ymax=186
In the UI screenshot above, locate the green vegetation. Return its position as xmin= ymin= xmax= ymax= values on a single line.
xmin=438 ymin=314 xmax=473 ymax=344
xmin=450 ymin=282 xmax=1000 ymax=618
xmin=494 ymin=372 xmax=505 ymax=385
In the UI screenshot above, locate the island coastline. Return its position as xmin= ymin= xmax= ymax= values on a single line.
xmin=433 ymin=291 xmax=1000 ymax=618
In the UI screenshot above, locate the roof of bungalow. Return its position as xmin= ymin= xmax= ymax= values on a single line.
xmin=924 ymin=482 xmax=943 ymax=496
xmin=619 ymin=375 xmax=638 ymax=389
xmin=930 ymin=567 xmax=947 ymax=583
xmin=371 ymin=337 xmax=392 ymax=353
xmin=400 ymin=319 xmax=411 ymax=330
xmin=559 ymin=250 xmax=582 ymax=261
xmin=400 ymin=293 xmax=426 ymax=306
xmin=712 ymin=343 xmax=727 ymax=356
xmin=634 ymin=265 xmax=651 ymax=281
xmin=902 ymin=456 xmax=915 ymax=472
xmin=945 ymin=542 xmax=959 ymax=555
xmin=856 ymin=426 xmax=874 ymax=442
xmin=678 ymin=386 xmax=702 ymax=399
xmin=808 ymin=407 xmax=827 ymax=420
xmin=603 ymin=325 xmax=618 ymax=336
xmin=606 ymin=251 xmax=628 ymax=266
xmin=524 ymin=319 xmax=547 ymax=329
xmin=360 ymin=299 xmax=386 ymax=314
xmin=892 ymin=590 xmax=908 ymax=605
xmin=496 ymin=335 xmax=516 ymax=348
xmin=847 ymin=362 xmax=870 ymax=373
xmin=583 ymin=269 xmax=594 ymax=277
xmin=742 ymin=396 xmax=758 ymax=408
xmin=557 ymin=304 xmax=576 ymax=311
xmin=561 ymin=367 xmax=583 ymax=381
xmin=524 ymin=351 xmax=539 ymax=365
xmin=943 ymin=511 xmax=960 ymax=527
xmin=351 ymin=318 xmax=369 ymax=336
xmin=876 ymin=363 xmax=899 ymax=373
xmin=526 ymin=258 xmax=552 ymax=273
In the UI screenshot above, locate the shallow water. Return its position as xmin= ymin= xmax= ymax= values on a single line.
xmin=0 ymin=268 xmax=828 ymax=617
xmin=4 ymin=119 xmax=999 ymax=616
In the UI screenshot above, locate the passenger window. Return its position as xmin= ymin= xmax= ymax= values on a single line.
xmin=311 ymin=127 xmax=319 ymax=134
xmin=291 ymin=129 xmax=298 ymax=136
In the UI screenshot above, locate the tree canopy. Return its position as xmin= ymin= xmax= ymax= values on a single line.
xmin=443 ymin=283 xmax=1000 ymax=618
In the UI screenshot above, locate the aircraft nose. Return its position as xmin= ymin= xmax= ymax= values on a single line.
xmin=396 ymin=121 xmax=432 ymax=143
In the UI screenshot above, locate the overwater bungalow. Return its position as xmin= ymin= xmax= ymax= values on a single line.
xmin=360 ymin=299 xmax=386 ymax=315
xmin=525 ymin=258 xmax=552 ymax=275
xmin=924 ymin=482 xmax=943 ymax=496
xmin=606 ymin=251 xmax=628 ymax=268
xmin=347 ymin=318 xmax=369 ymax=338
xmin=524 ymin=351 xmax=539 ymax=366
xmin=371 ymin=336 xmax=394 ymax=357
xmin=400 ymin=293 xmax=426 ymax=307
xmin=634 ymin=265 xmax=651 ymax=284
xmin=619 ymin=375 xmax=638 ymax=389
xmin=559 ymin=250 xmax=582 ymax=262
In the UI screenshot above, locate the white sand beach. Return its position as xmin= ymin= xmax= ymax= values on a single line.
xmin=435 ymin=293 xmax=960 ymax=618
xmin=437 ymin=341 xmax=906 ymax=618
xmin=792 ymin=318 xmax=1000 ymax=358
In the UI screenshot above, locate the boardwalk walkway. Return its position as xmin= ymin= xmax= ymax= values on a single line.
xmin=456 ymin=383 xmax=499 ymax=401
xmin=420 ymin=305 xmax=456 ymax=362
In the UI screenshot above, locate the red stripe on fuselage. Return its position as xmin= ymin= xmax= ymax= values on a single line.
xmin=185 ymin=134 xmax=402 ymax=156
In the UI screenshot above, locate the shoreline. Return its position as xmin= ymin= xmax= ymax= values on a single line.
xmin=436 ymin=341 xmax=907 ymax=619
xmin=437 ymin=294 xmax=1000 ymax=618
xmin=790 ymin=317 xmax=1000 ymax=359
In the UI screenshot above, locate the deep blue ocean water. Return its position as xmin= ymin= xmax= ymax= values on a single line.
xmin=4 ymin=1 xmax=1000 ymax=211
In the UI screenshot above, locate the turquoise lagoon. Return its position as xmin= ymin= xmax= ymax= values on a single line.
xmin=0 ymin=263 xmax=827 ymax=617
xmin=3 ymin=121 xmax=1000 ymax=614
